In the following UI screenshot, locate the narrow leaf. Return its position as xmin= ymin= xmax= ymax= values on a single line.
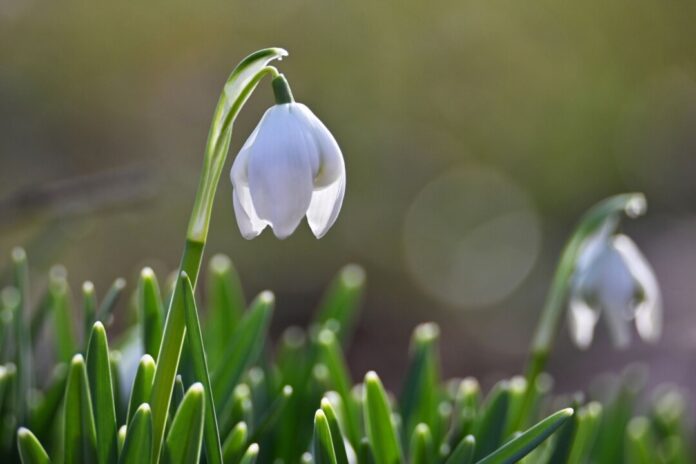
xmin=363 ymin=371 xmax=403 ymax=464
xmin=164 ymin=383 xmax=205 ymax=464
xmin=138 ymin=268 xmax=164 ymax=358
xmin=119 ymin=404 xmax=152 ymax=464
xmin=445 ymin=435 xmax=475 ymax=464
xmin=221 ymin=422 xmax=247 ymax=463
xmin=96 ymin=278 xmax=126 ymax=326
xmin=82 ymin=282 xmax=98 ymax=341
xmin=320 ymin=398 xmax=349 ymax=464
xmin=239 ymin=443 xmax=259 ymax=464
xmin=49 ymin=267 xmax=76 ymax=364
xmin=12 ymin=247 xmax=33 ymax=425
xmin=473 ymin=381 xmax=510 ymax=460
xmin=409 ymin=423 xmax=434 ymax=464
xmin=63 ymin=354 xmax=97 ymax=464
xmin=475 ymin=408 xmax=573 ymax=464
xmin=180 ymin=272 xmax=223 ymax=464
xmin=86 ymin=322 xmax=118 ymax=464
xmin=17 ymin=427 xmax=50 ymax=464
xmin=313 ymin=409 xmax=338 ymax=464
xmin=313 ymin=264 xmax=366 ymax=344
xmin=126 ymin=355 xmax=156 ymax=425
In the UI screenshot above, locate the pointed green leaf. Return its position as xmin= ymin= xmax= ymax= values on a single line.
xmin=138 ymin=268 xmax=164 ymax=358
xmin=126 ymin=355 xmax=156 ymax=425
xmin=239 ymin=443 xmax=259 ymax=464
xmin=313 ymin=409 xmax=338 ymax=464
xmin=247 ymin=385 xmax=293 ymax=445
xmin=475 ymin=408 xmax=573 ymax=464
xmin=320 ymin=398 xmax=349 ymax=464
xmin=119 ymin=404 xmax=152 ymax=464
xmin=97 ymin=278 xmax=126 ymax=326
xmin=12 ymin=247 xmax=33 ymax=425
xmin=364 ymin=371 xmax=403 ymax=464
xmin=63 ymin=354 xmax=97 ymax=464
xmin=445 ymin=435 xmax=475 ymax=464
xmin=206 ymin=254 xmax=245 ymax=370
xmin=164 ymin=383 xmax=205 ymax=464
xmin=221 ymin=422 xmax=247 ymax=463
xmin=49 ymin=267 xmax=76 ymax=364
xmin=314 ymin=264 xmax=365 ymax=344
xmin=625 ymin=417 xmax=657 ymax=464
xmin=17 ymin=427 xmax=50 ymax=464
xmin=567 ymin=402 xmax=602 ymax=464
xmin=82 ymin=282 xmax=98 ymax=341
xmin=86 ymin=322 xmax=118 ymax=464
xmin=473 ymin=381 xmax=510 ymax=460
xmin=409 ymin=423 xmax=434 ymax=464
xmin=180 ymin=272 xmax=223 ymax=464
xmin=211 ymin=291 xmax=274 ymax=412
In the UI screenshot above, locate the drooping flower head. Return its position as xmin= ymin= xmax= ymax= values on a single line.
xmin=568 ymin=196 xmax=662 ymax=349
xmin=230 ymin=74 xmax=345 ymax=239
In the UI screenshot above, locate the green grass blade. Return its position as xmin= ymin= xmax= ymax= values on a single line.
xmin=445 ymin=435 xmax=476 ymax=464
xmin=239 ymin=443 xmax=259 ymax=464
xmin=126 ymin=355 xmax=156 ymax=426
xmin=28 ymin=364 xmax=67 ymax=444
xmin=313 ymin=264 xmax=366 ymax=344
xmin=180 ymin=272 xmax=223 ymax=464
xmin=49 ymin=267 xmax=76 ymax=364
xmin=364 ymin=371 xmax=403 ymax=464
xmin=138 ymin=268 xmax=164 ymax=358
xmin=85 ymin=322 xmax=118 ymax=464
xmin=63 ymin=354 xmax=97 ymax=464
xmin=211 ymin=291 xmax=274 ymax=412
xmin=96 ymin=278 xmax=127 ymax=326
xmin=12 ymin=248 xmax=33 ymax=425
xmin=473 ymin=381 xmax=510 ymax=460
xmin=221 ymin=421 xmax=247 ymax=463
xmin=119 ymin=404 xmax=152 ymax=464
xmin=164 ymin=383 xmax=205 ymax=464
xmin=247 ymin=385 xmax=293 ymax=445
xmin=400 ymin=323 xmax=440 ymax=442
xmin=409 ymin=423 xmax=434 ymax=464
xmin=475 ymin=408 xmax=573 ymax=464
xmin=82 ymin=282 xmax=98 ymax=341
xmin=17 ymin=427 xmax=50 ymax=464
xmin=320 ymin=398 xmax=349 ymax=464
xmin=625 ymin=417 xmax=657 ymax=464
xmin=205 ymin=255 xmax=245 ymax=370
xmin=117 ymin=426 xmax=126 ymax=456
xmin=313 ymin=409 xmax=338 ymax=464
xmin=567 ymin=402 xmax=602 ymax=464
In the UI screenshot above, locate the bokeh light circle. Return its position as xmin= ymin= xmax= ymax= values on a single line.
xmin=403 ymin=165 xmax=541 ymax=309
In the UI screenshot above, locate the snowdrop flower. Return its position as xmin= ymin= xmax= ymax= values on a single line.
xmin=230 ymin=74 xmax=345 ymax=239
xmin=568 ymin=213 xmax=662 ymax=349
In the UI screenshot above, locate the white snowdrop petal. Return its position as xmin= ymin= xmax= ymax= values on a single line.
xmin=295 ymin=104 xmax=344 ymax=188
xmin=569 ymin=296 xmax=599 ymax=350
xmin=602 ymin=294 xmax=632 ymax=349
xmin=247 ymin=106 xmax=315 ymax=239
xmin=612 ymin=235 xmax=663 ymax=343
xmin=232 ymin=188 xmax=266 ymax=239
xmin=307 ymin=175 xmax=346 ymax=238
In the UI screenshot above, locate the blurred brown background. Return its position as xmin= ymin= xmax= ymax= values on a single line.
xmin=1 ymin=0 xmax=696 ymax=400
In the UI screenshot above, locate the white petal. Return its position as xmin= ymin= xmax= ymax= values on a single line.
xmin=294 ymin=104 xmax=344 ymax=188
xmin=307 ymin=175 xmax=346 ymax=238
xmin=232 ymin=188 xmax=266 ymax=239
xmin=247 ymin=105 xmax=315 ymax=239
xmin=612 ymin=235 xmax=663 ymax=343
xmin=568 ymin=296 xmax=600 ymax=349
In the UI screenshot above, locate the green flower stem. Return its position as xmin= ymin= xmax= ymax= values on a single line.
xmin=513 ymin=193 xmax=647 ymax=432
xmin=149 ymin=48 xmax=287 ymax=464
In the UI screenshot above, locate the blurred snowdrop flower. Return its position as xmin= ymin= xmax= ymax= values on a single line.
xmin=230 ymin=74 xmax=345 ymax=239
xmin=568 ymin=211 xmax=662 ymax=349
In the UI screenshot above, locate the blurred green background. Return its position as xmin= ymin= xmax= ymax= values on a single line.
xmin=1 ymin=0 xmax=696 ymax=400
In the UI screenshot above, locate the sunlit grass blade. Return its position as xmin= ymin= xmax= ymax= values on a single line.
xmin=12 ymin=248 xmax=32 ymax=425
xmin=63 ymin=354 xmax=97 ymax=464
xmin=117 ymin=426 xmax=126 ymax=456
xmin=119 ymin=404 xmax=152 ymax=464
xmin=625 ymin=417 xmax=657 ymax=464
xmin=239 ymin=443 xmax=259 ymax=464
xmin=445 ymin=434 xmax=475 ymax=464
xmin=17 ymin=427 xmax=49 ymax=464
xmin=247 ymin=385 xmax=292 ymax=445
xmin=473 ymin=381 xmax=510 ymax=460
xmin=85 ymin=322 xmax=117 ymax=464
xmin=567 ymin=402 xmax=602 ymax=464
xmin=96 ymin=278 xmax=126 ymax=326
xmin=546 ymin=399 xmax=578 ymax=463
xmin=409 ymin=423 xmax=434 ymax=464
xmin=313 ymin=264 xmax=365 ymax=344
xmin=446 ymin=379 xmax=480 ymax=450
xmin=82 ymin=282 xmax=98 ymax=341
xmin=312 ymin=409 xmax=337 ymax=464
xmin=126 ymin=355 xmax=156 ymax=425
xmin=320 ymin=398 xmax=349 ymax=464
xmin=170 ymin=376 xmax=186 ymax=422
xmin=49 ymin=267 xmax=76 ymax=364
xmin=316 ymin=329 xmax=360 ymax=448
xmin=363 ymin=371 xmax=403 ymax=464
xmin=164 ymin=383 xmax=205 ymax=464
xmin=211 ymin=291 xmax=274 ymax=412
xmin=475 ymin=408 xmax=573 ymax=464
xmin=221 ymin=421 xmax=247 ymax=463
xmin=206 ymin=254 xmax=245 ymax=370
xmin=218 ymin=385 xmax=253 ymax=439
xmin=109 ymin=351 xmax=124 ymax=425
xmin=138 ymin=268 xmax=164 ymax=358
xmin=180 ymin=272 xmax=223 ymax=464
xmin=400 ymin=323 xmax=440 ymax=442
